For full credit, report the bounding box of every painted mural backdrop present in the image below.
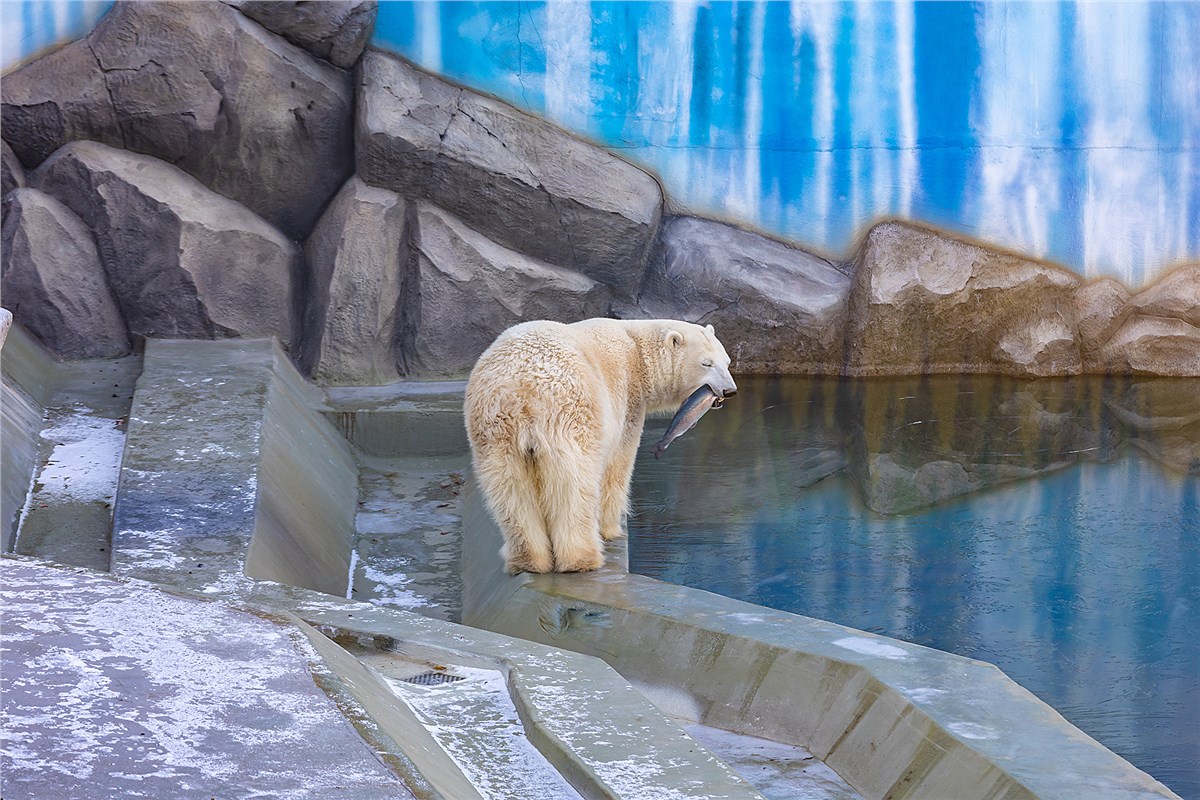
[4,1,1199,287]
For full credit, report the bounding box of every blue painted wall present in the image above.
[5,1,1199,286]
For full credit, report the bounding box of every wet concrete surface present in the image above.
[9,345,140,571]
[0,559,413,800]
[685,724,862,800]
[350,453,469,622]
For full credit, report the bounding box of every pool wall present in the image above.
[462,482,1179,800]
[0,323,50,549]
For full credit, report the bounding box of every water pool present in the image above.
[629,375,1199,798]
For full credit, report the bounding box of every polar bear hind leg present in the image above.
[538,439,605,572]
[473,441,555,574]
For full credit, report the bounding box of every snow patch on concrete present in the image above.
[832,637,909,660]
[685,724,863,800]
[0,560,410,798]
[384,665,583,800]
[359,563,432,610]
[947,722,1000,741]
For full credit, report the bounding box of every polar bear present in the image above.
[465,318,737,574]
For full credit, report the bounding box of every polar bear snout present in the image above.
[707,374,738,399]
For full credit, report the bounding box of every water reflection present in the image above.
[629,375,1199,798]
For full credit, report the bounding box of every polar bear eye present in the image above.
[701,359,713,368]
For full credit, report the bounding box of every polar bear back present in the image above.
[464,319,639,456]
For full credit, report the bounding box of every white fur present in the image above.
[464,318,735,573]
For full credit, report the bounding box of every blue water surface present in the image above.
[629,375,1200,797]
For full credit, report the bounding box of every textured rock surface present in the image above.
[631,216,852,373]
[226,0,376,68]
[32,141,298,345]
[1,1,354,239]
[1132,263,1200,327]
[1085,265,1200,375]
[1096,315,1200,375]
[356,50,663,297]
[301,177,407,384]
[846,221,1083,376]
[406,204,612,377]
[1075,278,1133,360]
[2,140,26,198]
[1,188,130,359]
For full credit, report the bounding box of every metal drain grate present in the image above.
[399,670,466,687]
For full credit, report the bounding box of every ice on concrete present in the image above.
[832,636,909,660]
[29,408,124,510]
[685,724,863,800]
[0,560,412,800]
[381,664,584,800]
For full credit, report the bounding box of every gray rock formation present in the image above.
[225,1,376,68]
[845,221,1083,377]
[32,141,298,345]
[406,204,612,377]
[1,1,354,239]
[301,177,407,384]
[1,188,130,359]
[2,141,26,198]
[356,50,663,297]
[630,216,852,373]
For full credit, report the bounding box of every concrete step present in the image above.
[356,648,584,800]
[2,325,140,569]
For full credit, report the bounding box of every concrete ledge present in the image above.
[104,339,762,799]
[461,484,1180,800]
[246,346,358,594]
[268,585,765,800]
[1,326,50,548]
[0,557,412,800]
[113,338,356,596]
[325,381,469,457]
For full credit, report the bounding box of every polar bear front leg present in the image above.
[599,441,638,541]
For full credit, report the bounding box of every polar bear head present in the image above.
[658,322,737,410]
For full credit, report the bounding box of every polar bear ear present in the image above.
[705,324,715,335]
[665,330,685,348]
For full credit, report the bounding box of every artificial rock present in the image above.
[301,177,408,385]
[32,141,298,346]
[845,221,1083,377]
[1,188,130,359]
[405,204,612,377]
[2,141,27,199]
[632,215,852,374]
[356,50,663,297]
[225,0,377,69]
[1095,315,1200,376]
[1,1,354,239]
[1074,278,1134,361]
[1132,263,1200,327]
